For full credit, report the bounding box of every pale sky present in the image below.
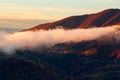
[0,0,120,32]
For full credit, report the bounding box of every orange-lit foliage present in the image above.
[112,50,120,59]
[82,48,97,56]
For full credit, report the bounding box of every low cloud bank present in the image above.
[0,25,120,54]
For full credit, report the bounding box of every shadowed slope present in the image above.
[0,58,53,80]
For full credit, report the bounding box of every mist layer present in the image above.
[0,25,120,54]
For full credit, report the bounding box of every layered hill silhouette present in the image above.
[24,8,120,31]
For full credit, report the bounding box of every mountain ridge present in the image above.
[23,8,120,31]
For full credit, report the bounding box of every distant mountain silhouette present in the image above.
[23,8,120,31]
